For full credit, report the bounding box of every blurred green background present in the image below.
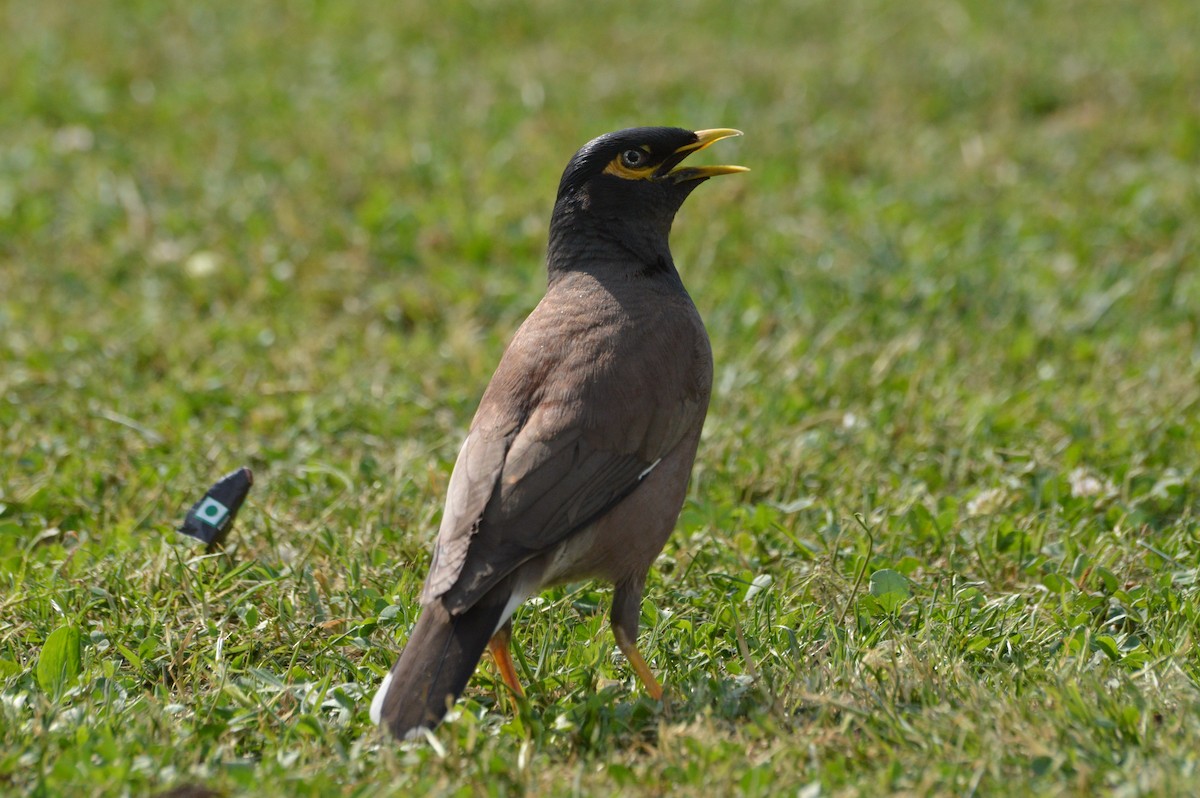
[2,1,1199,795]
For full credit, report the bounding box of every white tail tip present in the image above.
[369,670,393,725]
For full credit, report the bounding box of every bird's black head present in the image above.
[548,127,746,276]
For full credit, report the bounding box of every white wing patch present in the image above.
[638,458,663,481]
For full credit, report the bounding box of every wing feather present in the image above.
[419,278,711,614]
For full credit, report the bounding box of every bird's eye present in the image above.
[620,149,647,168]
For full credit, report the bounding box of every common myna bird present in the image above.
[370,126,747,740]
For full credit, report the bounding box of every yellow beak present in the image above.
[661,128,749,182]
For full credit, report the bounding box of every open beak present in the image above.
[657,128,749,183]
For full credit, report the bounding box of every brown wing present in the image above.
[420,428,513,602]
[420,279,712,614]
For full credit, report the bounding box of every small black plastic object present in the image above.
[178,467,253,550]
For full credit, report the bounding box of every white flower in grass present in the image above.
[965,487,1012,517]
[1068,468,1113,498]
[185,250,221,277]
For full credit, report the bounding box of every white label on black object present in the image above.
[195,496,230,527]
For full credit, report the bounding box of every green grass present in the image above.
[3,0,1200,795]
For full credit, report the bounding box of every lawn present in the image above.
[2,0,1199,795]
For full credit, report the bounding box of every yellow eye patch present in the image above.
[603,147,657,180]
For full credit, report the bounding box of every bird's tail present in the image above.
[369,587,510,740]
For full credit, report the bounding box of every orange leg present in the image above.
[613,625,663,701]
[488,622,525,698]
